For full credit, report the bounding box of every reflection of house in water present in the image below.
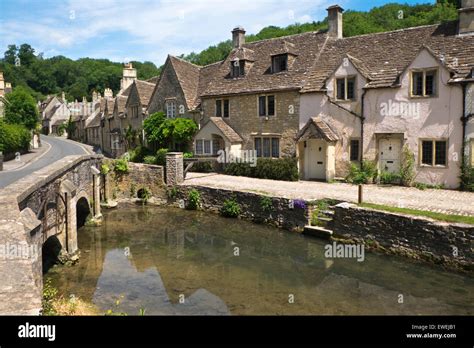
[93,249,229,315]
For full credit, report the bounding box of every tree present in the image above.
[143,112,197,150]
[18,44,36,66]
[4,86,39,130]
[4,45,18,65]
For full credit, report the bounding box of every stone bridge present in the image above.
[0,155,103,314]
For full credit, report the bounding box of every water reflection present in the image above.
[46,206,474,315]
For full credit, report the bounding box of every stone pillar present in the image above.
[66,192,78,254]
[0,151,3,171]
[166,152,184,186]
[93,173,102,218]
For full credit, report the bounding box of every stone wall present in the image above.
[332,203,474,271]
[174,185,309,231]
[105,162,167,202]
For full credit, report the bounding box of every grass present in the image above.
[359,203,474,225]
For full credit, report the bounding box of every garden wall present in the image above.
[332,203,474,271]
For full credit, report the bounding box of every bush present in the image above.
[155,148,169,166]
[137,187,152,204]
[379,171,401,185]
[220,198,241,218]
[260,196,273,212]
[114,158,129,174]
[187,189,201,210]
[190,161,214,173]
[400,144,416,187]
[143,155,157,165]
[100,163,110,175]
[129,145,151,163]
[184,152,193,159]
[0,120,31,157]
[460,162,474,192]
[224,158,298,181]
[346,161,378,184]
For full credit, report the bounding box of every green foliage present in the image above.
[224,158,299,181]
[155,148,169,166]
[56,122,67,136]
[100,163,110,175]
[143,155,157,165]
[189,161,214,173]
[4,86,39,130]
[310,200,331,227]
[137,187,152,204]
[114,158,129,174]
[187,189,201,210]
[414,182,445,190]
[130,183,137,197]
[143,112,197,149]
[460,159,474,192]
[0,45,160,101]
[129,145,151,163]
[400,144,416,187]
[0,119,31,156]
[183,152,193,158]
[42,279,58,316]
[167,186,178,199]
[260,196,273,212]
[346,161,378,184]
[220,198,241,218]
[379,171,401,185]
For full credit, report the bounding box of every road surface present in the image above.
[0,136,89,189]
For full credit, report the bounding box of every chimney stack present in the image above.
[327,5,344,39]
[104,88,113,99]
[120,63,137,92]
[232,26,246,48]
[459,0,474,35]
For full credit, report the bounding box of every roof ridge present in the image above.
[169,55,203,69]
[243,29,327,47]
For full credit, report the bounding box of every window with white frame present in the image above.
[166,100,177,118]
[254,137,279,158]
[195,139,213,155]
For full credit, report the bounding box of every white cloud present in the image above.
[1,0,334,65]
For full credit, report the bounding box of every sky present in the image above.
[0,0,436,67]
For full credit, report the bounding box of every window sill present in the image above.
[418,164,448,169]
[409,95,437,99]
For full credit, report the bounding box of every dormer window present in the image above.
[231,60,245,77]
[336,76,356,101]
[272,54,288,73]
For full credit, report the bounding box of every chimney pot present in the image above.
[327,4,344,39]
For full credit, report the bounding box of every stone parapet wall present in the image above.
[174,185,309,231]
[332,203,474,271]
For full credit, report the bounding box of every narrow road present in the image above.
[0,136,89,189]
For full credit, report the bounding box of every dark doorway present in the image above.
[42,236,62,274]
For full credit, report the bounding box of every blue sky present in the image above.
[0,0,436,67]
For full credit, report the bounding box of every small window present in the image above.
[231,60,245,77]
[272,54,288,73]
[216,99,229,118]
[195,139,212,155]
[336,77,356,101]
[411,69,438,97]
[166,100,176,118]
[421,140,447,167]
[258,95,275,117]
[350,139,360,161]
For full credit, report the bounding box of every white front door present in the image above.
[305,139,326,180]
[379,137,402,174]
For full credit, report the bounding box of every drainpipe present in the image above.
[360,89,367,170]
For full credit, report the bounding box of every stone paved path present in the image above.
[184,173,474,216]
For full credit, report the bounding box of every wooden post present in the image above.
[358,184,363,204]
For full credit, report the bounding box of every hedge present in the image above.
[0,120,31,158]
[224,157,299,181]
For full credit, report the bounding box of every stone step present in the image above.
[321,210,335,216]
[317,216,333,223]
[303,225,333,239]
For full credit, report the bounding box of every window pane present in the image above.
[435,141,446,166]
[255,138,262,157]
[239,61,245,76]
[421,141,433,165]
[347,78,356,100]
[336,79,346,100]
[425,71,436,96]
[271,138,280,158]
[204,140,211,154]
[258,96,266,116]
[412,72,423,96]
[212,139,220,155]
[196,140,203,154]
[223,100,229,118]
[272,55,287,73]
[267,96,275,116]
[263,138,271,157]
[350,139,360,161]
[216,100,222,117]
